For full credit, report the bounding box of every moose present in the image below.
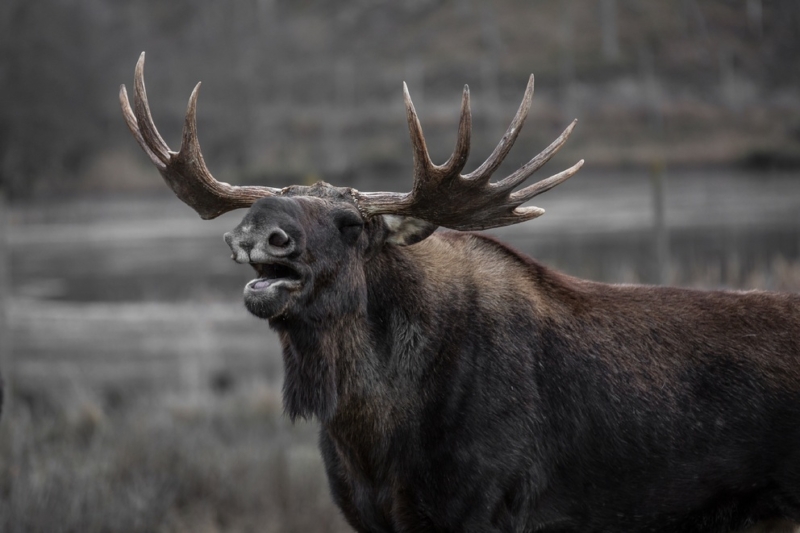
[121,54,800,532]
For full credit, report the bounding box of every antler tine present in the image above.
[120,53,280,220]
[463,74,534,182]
[132,53,170,164]
[493,119,578,192]
[510,159,584,204]
[354,75,583,231]
[404,83,472,182]
[440,85,472,176]
[403,82,435,179]
[119,84,166,171]
[181,82,203,155]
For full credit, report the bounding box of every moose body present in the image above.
[121,54,800,532]
[247,205,800,532]
[334,236,800,532]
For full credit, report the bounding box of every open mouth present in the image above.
[248,262,302,290]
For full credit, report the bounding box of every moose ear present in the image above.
[382,215,437,246]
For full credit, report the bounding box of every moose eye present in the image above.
[334,211,364,243]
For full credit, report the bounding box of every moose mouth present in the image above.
[247,262,302,291]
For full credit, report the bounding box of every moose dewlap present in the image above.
[121,53,800,533]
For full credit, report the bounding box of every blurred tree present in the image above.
[0,0,122,197]
[765,0,800,86]
[0,0,798,197]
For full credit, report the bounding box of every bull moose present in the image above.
[120,54,800,532]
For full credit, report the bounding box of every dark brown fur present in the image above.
[224,192,800,533]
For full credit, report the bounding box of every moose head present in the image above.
[120,53,582,326]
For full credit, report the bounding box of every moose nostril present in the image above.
[268,229,291,248]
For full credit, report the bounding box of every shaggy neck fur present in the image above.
[273,295,368,426]
[273,242,429,428]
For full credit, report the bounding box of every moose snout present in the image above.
[224,225,298,263]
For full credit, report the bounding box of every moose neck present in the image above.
[274,242,432,429]
[276,319,352,424]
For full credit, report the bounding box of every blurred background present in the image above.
[1,0,799,531]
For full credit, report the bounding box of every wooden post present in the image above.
[0,189,11,418]
[480,58,502,138]
[651,162,668,285]
[560,0,576,87]
[640,45,669,285]
[323,59,354,175]
[560,0,577,120]
[600,0,620,62]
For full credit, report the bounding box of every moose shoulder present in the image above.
[121,53,800,533]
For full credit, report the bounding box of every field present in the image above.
[1,169,799,532]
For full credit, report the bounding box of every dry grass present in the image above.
[0,383,351,533]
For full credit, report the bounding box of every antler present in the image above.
[121,54,581,229]
[119,52,279,219]
[354,75,584,231]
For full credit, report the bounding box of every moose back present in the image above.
[121,54,800,532]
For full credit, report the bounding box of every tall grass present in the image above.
[0,383,350,533]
